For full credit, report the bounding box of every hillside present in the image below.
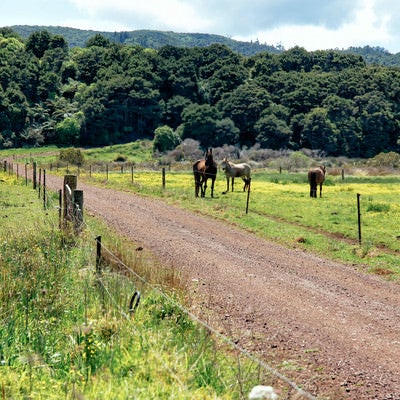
[9,25,282,56]
[8,25,400,65]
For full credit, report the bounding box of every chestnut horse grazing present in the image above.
[308,165,326,198]
[193,149,217,198]
[220,157,251,193]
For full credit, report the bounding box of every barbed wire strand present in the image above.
[9,163,317,399]
[97,239,317,400]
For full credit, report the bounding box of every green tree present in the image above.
[85,34,112,48]
[25,30,51,58]
[181,103,221,148]
[255,115,291,149]
[218,82,270,145]
[323,95,361,157]
[279,46,313,72]
[213,118,240,147]
[55,113,83,145]
[354,91,399,157]
[164,95,192,129]
[302,107,338,155]
[153,125,181,153]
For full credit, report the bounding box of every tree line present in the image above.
[1,27,400,158]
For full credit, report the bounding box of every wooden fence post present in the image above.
[162,167,166,188]
[33,162,37,189]
[38,169,41,199]
[43,169,46,209]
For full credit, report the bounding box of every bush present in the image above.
[367,151,400,168]
[153,125,181,153]
[59,148,85,166]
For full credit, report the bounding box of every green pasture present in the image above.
[1,174,283,399]
[1,146,399,399]
[64,165,400,279]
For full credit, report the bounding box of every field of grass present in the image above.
[2,173,295,399]
[4,142,400,279]
[2,144,399,399]
[52,162,400,280]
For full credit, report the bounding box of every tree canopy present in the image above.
[0,28,399,158]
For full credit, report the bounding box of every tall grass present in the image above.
[1,173,296,399]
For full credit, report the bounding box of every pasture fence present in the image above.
[2,163,318,400]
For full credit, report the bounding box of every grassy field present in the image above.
[52,161,400,280]
[1,144,399,398]
[4,143,400,278]
[1,173,290,399]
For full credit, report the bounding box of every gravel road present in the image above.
[43,173,400,400]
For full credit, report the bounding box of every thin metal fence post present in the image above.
[43,169,46,209]
[58,189,62,229]
[245,178,251,214]
[357,193,362,245]
[96,236,102,274]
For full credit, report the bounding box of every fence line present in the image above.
[94,233,316,400]
[3,162,317,399]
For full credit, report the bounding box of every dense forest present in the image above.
[1,26,400,158]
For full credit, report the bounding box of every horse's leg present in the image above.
[310,183,316,197]
[242,177,248,191]
[231,177,234,192]
[319,183,323,197]
[210,178,215,198]
[310,172,317,197]
[194,173,199,197]
[225,177,229,193]
[202,177,207,197]
[243,178,249,191]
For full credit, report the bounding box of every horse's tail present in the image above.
[309,171,317,197]
[193,160,201,197]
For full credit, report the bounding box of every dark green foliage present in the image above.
[153,125,181,153]
[59,148,85,166]
[1,26,400,157]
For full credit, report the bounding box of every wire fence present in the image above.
[2,160,318,400]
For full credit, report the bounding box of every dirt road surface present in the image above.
[44,174,400,399]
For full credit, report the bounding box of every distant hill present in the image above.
[8,25,283,56]
[7,25,400,65]
[342,45,400,67]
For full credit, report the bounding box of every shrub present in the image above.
[59,148,85,166]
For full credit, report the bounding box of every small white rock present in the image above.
[248,385,278,400]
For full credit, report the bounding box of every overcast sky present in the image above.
[1,0,399,53]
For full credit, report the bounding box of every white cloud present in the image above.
[234,0,394,51]
[3,0,399,52]
[69,0,212,32]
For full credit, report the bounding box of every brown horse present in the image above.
[193,149,217,198]
[308,165,326,198]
